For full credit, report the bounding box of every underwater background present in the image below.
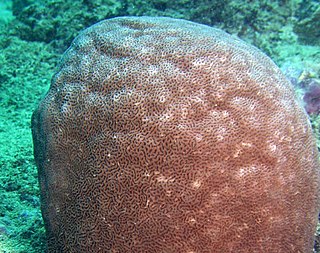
[0,0,319,252]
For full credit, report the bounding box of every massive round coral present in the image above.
[31,17,320,252]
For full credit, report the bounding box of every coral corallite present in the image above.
[31,17,320,252]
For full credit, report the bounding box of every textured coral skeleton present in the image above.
[32,16,320,252]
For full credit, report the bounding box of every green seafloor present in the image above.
[0,0,319,252]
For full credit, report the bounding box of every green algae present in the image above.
[0,32,58,253]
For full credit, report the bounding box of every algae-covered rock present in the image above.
[294,5,320,45]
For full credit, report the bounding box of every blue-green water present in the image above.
[0,0,319,252]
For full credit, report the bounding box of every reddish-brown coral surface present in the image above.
[31,17,320,252]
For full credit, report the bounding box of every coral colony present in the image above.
[32,17,320,252]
